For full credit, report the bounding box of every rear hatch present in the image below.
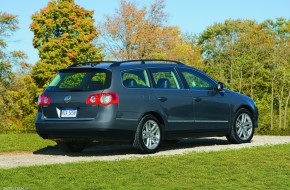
[39,68,111,120]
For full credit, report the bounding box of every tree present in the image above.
[0,12,34,132]
[261,18,290,130]
[198,18,290,134]
[30,0,103,89]
[97,0,173,60]
[98,0,162,59]
[0,12,20,83]
[198,19,257,86]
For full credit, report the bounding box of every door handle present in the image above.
[194,97,202,102]
[158,97,167,102]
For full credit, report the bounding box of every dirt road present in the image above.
[1,136,289,169]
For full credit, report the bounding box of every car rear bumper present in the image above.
[35,113,137,142]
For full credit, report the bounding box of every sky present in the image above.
[0,0,290,64]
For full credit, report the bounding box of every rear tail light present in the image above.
[38,94,51,106]
[86,92,118,106]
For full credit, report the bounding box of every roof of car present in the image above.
[66,59,187,70]
[60,59,218,84]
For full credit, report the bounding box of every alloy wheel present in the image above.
[142,120,161,150]
[235,113,253,140]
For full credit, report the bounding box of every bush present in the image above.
[23,112,37,132]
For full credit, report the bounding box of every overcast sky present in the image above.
[1,0,290,64]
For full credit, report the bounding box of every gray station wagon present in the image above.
[36,60,258,154]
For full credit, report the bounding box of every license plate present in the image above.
[61,108,77,118]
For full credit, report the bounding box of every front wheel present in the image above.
[226,108,254,144]
[133,115,162,154]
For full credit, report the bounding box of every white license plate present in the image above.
[61,108,77,118]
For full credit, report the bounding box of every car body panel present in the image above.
[190,89,231,129]
[36,60,258,142]
[153,88,194,130]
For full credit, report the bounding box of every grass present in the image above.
[0,144,289,189]
[0,134,56,153]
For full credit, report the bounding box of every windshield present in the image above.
[47,68,111,92]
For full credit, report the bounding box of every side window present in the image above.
[122,69,150,88]
[150,68,181,89]
[180,68,214,89]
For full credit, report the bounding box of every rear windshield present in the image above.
[46,68,111,92]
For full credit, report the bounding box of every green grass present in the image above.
[0,134,56,152]
[0,144,289,189]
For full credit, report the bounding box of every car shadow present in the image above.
[161,137,230,151]
[33,142,134,157]
[33,137,230,157]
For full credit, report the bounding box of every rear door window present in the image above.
[122,69,150,88]
[47,68,111,91]
[149,68,182,89]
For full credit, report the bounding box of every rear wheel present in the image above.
[133,115,162,154]
[226,108,254,144]
[57,140,89,153]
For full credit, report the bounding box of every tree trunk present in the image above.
[278,72,285,129]
[218,52,225,82]
[284,90,290,130]
[230,62,233,85]
[238,66,243,93]
[278,99,282,130]
[230,47,234,86]
[270,75,276,130]
[250,66,255,98]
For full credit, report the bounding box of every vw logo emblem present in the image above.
[64,95,71,103]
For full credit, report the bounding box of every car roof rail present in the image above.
[109,59,184,67]
[67,59,184,68]
[67,61,119,68]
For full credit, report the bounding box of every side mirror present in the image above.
[217,82,226,91]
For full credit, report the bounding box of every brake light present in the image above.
[86,92,118,106]
[38,94,51,106]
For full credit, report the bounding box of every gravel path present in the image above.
[1,135,290,169]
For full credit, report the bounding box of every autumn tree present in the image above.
[30,0,103,89]
[98,0,163,59]
[0,12,35,132]
[0,12,20,83]
[98,0,200,62]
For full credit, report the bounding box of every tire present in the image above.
[226,108,255,144]
[57,140,89,153]
[133,115,162,154]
